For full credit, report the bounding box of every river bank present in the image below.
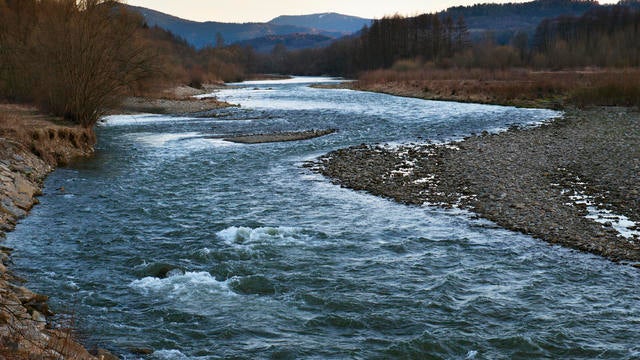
[0,104,100,359]
[351,68,640,109]
[311,107,640,265]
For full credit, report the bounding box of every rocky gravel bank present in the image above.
[310,107,640,265]
[0,106,104,358]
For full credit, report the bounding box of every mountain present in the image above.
[268,13,372,34]
[439,0,601,43]
[127,6,357,49]
[235,34,335,53]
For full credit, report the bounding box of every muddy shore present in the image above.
[311,107,640,265]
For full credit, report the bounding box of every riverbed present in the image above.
[7,77,640,359]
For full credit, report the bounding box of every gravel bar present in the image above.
[309,107,640,265]
[224,129,337,144]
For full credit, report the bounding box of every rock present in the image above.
[95,348,120,360]
[31,310,47,329]
[310,107,640,264]
[1,200,27,219]
[11,286,48,307]
[130,347,154,355]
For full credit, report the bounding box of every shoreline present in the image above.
[0,104,105,359]
[310,107,640,265]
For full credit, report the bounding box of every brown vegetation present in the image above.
[140,25,257,91]
[0,0,158,127]
[0,0,252,127]
[267,3,640,111]
[356,66,640,108]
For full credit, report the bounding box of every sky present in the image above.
[125,0,614,23]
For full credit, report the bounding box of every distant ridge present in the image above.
[127,0,611,50]
[127,5,366,49]
[268,13,372,34]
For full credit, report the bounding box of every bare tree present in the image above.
[31,0,156,127]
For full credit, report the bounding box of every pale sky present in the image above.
[125,0,618,23]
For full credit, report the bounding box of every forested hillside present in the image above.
[441,0,599,43]
[259,0,640,76]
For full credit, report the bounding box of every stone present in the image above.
[13,286,48,304]
[95,348,120,360]
[31,310,47,329]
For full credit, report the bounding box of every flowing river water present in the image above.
[7,78,640,359]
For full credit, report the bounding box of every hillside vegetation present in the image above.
[0,0,256,127]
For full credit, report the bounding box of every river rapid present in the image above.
[7,78,640,359]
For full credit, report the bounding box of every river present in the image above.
[7,77,640,359]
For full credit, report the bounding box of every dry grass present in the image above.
[356,67,640,108]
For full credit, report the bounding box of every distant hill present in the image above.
[439,0,600,44]
[128,1,614,50]
[127,5,359,49]
[235,33,335,53]
[268,13,372,34]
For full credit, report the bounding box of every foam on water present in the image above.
[152,349,191,360]
[133,132,202,147]
[216,226,307,247]
[99,114,197,127]
[130,271,234,299]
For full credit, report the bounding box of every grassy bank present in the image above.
[354,67,640,109]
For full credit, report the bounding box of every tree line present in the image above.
[2,0,639,127]
[533,5,640,67]
[0,0,158,127]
